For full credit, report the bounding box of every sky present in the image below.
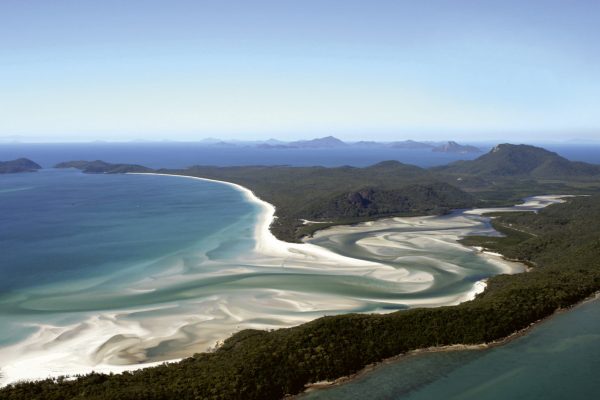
[1,0,599,143]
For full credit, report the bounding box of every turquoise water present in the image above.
[0,169,548,384]
[0,169,256,293]
[300,299,600,400]
[0,169,257,348]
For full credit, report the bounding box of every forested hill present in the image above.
[0,158,41,173]
[160,162,475,240]
[300,183,475,219]
[436,143,600,178]
[158,145,600,240]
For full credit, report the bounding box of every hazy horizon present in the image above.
[2,1,599,143]
[1,134,599,145]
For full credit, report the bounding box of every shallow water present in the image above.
[299,298,600,400]
[0,170,556,384]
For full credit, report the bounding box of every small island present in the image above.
[432,140,482,154]
[0,158,41,174]
[55,160,152,174]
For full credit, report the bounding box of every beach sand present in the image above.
[0,175,567,386]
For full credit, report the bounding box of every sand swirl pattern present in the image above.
[0,171,567,385]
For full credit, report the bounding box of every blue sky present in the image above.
[1,0,599,142]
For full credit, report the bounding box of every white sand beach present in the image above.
[0,175,568,386]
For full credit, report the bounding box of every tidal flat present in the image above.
[0,170,563,385]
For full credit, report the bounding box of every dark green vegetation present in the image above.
[303,182,474,219]
[433,144,600,209]
[162,161,478,241]
[0,158,41,173]
[436,143,600,178]
[55,160,152,174]
[57,144,600,241]
[3,195,600,400]
[54,160,152,174]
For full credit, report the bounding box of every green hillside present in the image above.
[160,162,472,241]
[437,143,600,178]
[302,182,476,219]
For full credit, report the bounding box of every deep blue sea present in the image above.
[1,142,598,169]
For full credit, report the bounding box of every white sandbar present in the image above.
[0,173,569,386]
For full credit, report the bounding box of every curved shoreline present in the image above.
[135,172,375,260]
[130,172,280,253]
[138,172,532,303]
[0,173,561,387]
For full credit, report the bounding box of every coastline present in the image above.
[0,173,562,387]
[130,172,280,253]
[296,291,600,397]
[133,173,383,263]
[139,172,530,304]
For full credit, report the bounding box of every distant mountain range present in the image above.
[0,158,41,173]
[227,136,483,153]
[6,143,595,180]
[388,140,436,150]
[289,136,348,148]
[431,141,481,154]
[6,143,600,181]
[256,136,348,149]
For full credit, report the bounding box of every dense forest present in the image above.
[167,163,482,241]
[3,195,599,400]
[167,145,600,240]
